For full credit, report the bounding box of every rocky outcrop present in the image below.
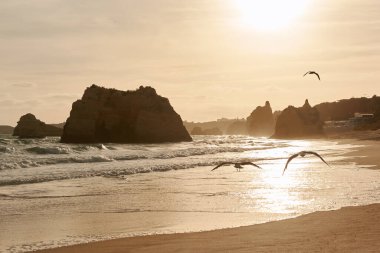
[246,101,275,137]
[61,85,192,143]
[190,127,222,135]
[13,114,62,138]
[315,95,380,121]
[272,100,323,138]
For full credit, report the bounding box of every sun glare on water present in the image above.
[234,0,312,31]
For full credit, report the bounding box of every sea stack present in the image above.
[13,113,63,138]
[246,101,275,137]
[272,99,324,138]
[61,85,192,143]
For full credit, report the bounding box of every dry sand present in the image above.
[36,204,380,253]
[35,137,380,253]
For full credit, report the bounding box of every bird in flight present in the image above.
[303,71,320,80]
[211,162,262,172]
[283,151,329,175]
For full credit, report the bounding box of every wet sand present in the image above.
[36,204,380,253]
[332,129,380,169]
[34,139,380,253]
[346,140,380,169]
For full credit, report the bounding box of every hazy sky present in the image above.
[1,0,379,125]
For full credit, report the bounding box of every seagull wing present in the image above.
[283,153,300,175]
[313,72,321,80]
[303,151,329,167]
[211,162,233,171]
[304,71,320,80]
[240,162,262,169]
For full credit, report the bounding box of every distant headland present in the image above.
[2,84,380,141]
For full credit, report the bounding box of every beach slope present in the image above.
[36,203,380,253]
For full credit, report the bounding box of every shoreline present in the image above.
[33,137,380,253]
[345,140,380,169]
[35,203,380,253]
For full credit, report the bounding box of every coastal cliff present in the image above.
[272,99,323,138]
[246,101,275,136]
[61,85,192,143]
[13,114,62,138]
[315,96,380,121]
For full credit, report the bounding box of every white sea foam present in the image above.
[0,136,285,173]
[26,146,72,154]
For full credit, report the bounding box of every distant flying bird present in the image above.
[303,71,320,80]
[212,162,262,172]
[283,151,329,175]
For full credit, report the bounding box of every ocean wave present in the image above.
[26,146,72,154]
[0,138,11,145]
[0,160,219,186]
[0,144,271,172]
[0,155,116,171]
[0,146,16,153]
[151,146,271,159]
[71,144,114,152]
[72,155,114,163]
[0,153,280,186]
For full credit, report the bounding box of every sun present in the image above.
[234,0,311,31]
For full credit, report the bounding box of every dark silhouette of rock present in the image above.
[246,101,275,137]
[13,114,62,138]
[226,120,248,135]
[375,107,380,121]
[315,95,380,121]
[190,127,222,135]
[0,125,14,134]
[272,99,323,138]
[61,85,192,143]
[273,110,282,123]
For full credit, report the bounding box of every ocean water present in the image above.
[0,135,380,252]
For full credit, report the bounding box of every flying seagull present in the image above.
[212,162,262,172]
[283,151,329,175]
[303,71,320,80]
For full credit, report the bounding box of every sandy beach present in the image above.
[2,0,380,251]
[331,130,380,169]
[33,138,380,253]
[36,203,380,253]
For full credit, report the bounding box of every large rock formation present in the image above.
[61,85,192,143]
[272,100,324,138]
[13,114,62,138]
[315,95,380,121]
[246,101,275,137]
